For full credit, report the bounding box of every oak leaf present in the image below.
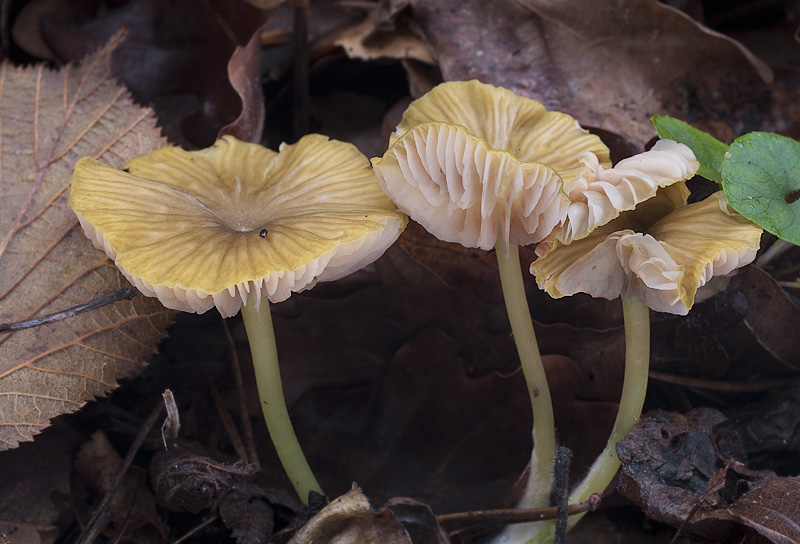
[0,34,172,450]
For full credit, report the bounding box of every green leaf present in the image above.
[651,115,728,182]
[721,132,800,244]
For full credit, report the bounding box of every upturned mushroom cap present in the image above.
[532,190,763,315]
[371,80,611,250]
[552,139,699,244]
[69,135,408,318]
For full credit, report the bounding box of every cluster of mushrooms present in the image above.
[68,80,763,543]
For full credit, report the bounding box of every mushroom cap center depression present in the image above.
[69,135,406,297]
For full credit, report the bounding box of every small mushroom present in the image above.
[372,79,613,513]
[372,81,703,525]
[527,186,762,540]
[69,134,407,503]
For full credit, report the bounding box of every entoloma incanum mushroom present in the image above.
[69,134,407,503]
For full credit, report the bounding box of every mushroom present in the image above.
[373,80,614,511]
[527,185,762,541]
[69,134,408,503]
[374,81,699,518]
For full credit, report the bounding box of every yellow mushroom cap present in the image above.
[69,135,408,318]
[371,80,611,250]
[532,191,763,315]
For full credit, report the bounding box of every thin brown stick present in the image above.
[76,400,164,544]
[171,513,220,544]
[648,371,788,392]
[207,376,249,462]
[436,495,601,527]
[0,287,138,332]
[107,478,142,544]
[222,320,260,469]
[292,0,310,139]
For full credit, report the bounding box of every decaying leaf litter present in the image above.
[1,0,800,542]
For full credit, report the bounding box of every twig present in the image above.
[76,400,164,544]
[222,320,260,469]
[0,287,138,332]
[554,446,573,544]
[171,512,220,544]
[161,390,181,449]
[207,376,250,462]
[669,461,733,544]
[436,495,601,527]
[292,0,310,139]
[648,371,788,392]
[107,478,142,544]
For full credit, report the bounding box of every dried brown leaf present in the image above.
[39,0,271,147]
[408,0,772,147]
[0,34,172,450]
[217,22,268,144]
[331,17,435,64]
[617,408,800,543]
[288,486,416,544]
[727,477,800,544]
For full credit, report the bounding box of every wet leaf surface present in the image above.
[0,35,172,450]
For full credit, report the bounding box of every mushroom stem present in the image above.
[522,293,650,544]
[241,299,322,504]
[495,241,556,511]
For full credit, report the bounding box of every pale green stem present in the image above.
[522,293,650,544]
[241,299,322,504]
[495,242,556,512]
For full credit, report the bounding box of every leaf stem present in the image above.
[241,299,322,504]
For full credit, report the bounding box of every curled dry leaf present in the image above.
[217,21,269,144]
[151,446,258,514]
[0,34,172,450]
[331,16,435,64]
[288,485,447,544]
[37,0,271,147]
